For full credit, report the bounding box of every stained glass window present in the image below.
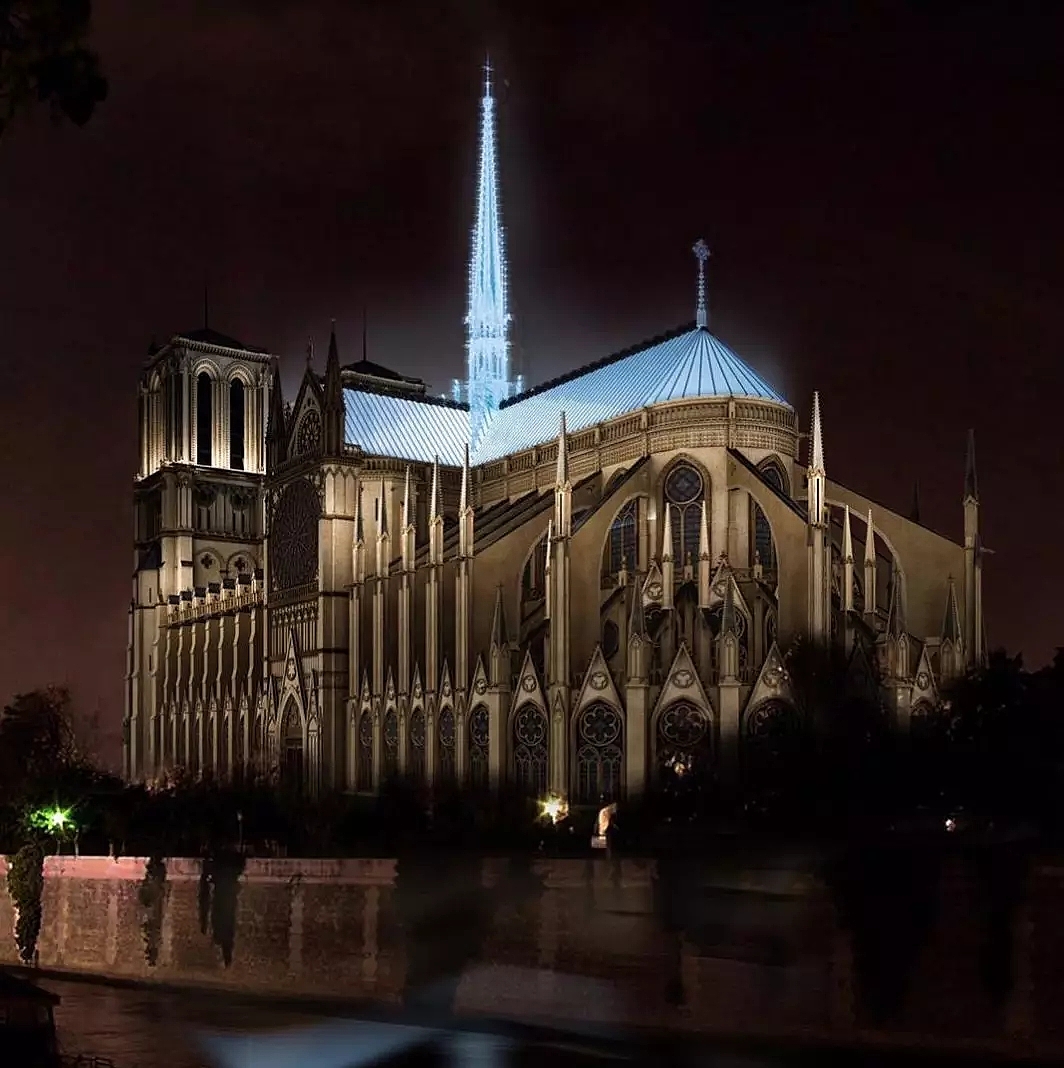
[409,707,426,781]
[357,710,373,790]
[383,708,398,780]
[607,499,637,574]
[513,704,548,796]
[575,702,623,804]
[438,707,456,783]
[469,705,489,788]
[664,464,705,564]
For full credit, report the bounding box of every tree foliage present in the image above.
[0,686,80,800]
[0,0,107,142]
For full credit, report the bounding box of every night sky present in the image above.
[2,2,1061,764]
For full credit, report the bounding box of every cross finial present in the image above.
[693,239,710,329]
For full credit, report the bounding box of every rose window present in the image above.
[269,479,320,591]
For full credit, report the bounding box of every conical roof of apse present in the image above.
[471,323,786,464]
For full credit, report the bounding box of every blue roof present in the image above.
[344,389,468,465]
[343,326,786,466]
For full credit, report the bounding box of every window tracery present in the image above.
[656,700,712,784]
[383,708,398,780]
[357,710,372,790]
[606,499,637,575]
[575,702,623,804]
[409,708,426,781]
[296,410,322,456]
[664,464,705,563]
[268,479,320,592]
[438,707,456,783]
[469,705,489,788]
[513,704,548,796]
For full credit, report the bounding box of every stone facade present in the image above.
[125,333,985,798]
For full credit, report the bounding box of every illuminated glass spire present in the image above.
[458,59,517,446]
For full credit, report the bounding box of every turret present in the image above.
[940,576,965,681]
[661,498,675,610]
[963,429,983,666]
[717,581,739,681]
[488,585,511,688]
[697,499,711,608]
[863,508,877,625]
[841,504,855,651]
[265,360,287,472]
[323,322,345,455]
[806,391,830,642]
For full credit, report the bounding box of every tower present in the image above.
[127,329,272,781]
[457,60,519,446]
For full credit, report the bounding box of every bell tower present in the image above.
[126,329,272,781]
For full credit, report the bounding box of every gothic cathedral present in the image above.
[125,68,985,801]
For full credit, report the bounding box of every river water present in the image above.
[49,977,325,1068]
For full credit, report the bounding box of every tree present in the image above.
[1,0,108,144]
[0,686,79,800]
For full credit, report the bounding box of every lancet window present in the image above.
[408,707,426,782]
[522,532,549,601]
[469,705,489,789]
[664,464,705,564]
[438,707,456,783]
[281,704,303,792]
[357,710,373,790]
[575,702,623,804]
[752,461,785,571]
[196,372,213,466]
[512,704,548,797]
[606,499,637,575]
[382,708,398,780]
[229,379,245,470]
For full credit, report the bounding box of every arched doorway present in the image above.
[281,702,304,792]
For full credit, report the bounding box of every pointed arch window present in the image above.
[196,372,213,466]
[522,531,549,601]
[513,704,548,796]
[574,702,623,804]
[357,710,373,790]
[606,499,637,575]
[382,708,398,780]
[656,700,712,785]
[408,707,426,782]
[229,379,245,470]
[664,464,705,565]
[753,461,786,571]
[469,705,489,789]
[438,707,456,784]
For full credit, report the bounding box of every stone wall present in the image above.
[1,852,1062,1052]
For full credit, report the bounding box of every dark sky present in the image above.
[1,1,1061,762]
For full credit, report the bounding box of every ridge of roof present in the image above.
[343,382,468,412]
[172,328,269,354]
[500,321,697,409]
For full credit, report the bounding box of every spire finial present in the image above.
[693,239,710,329]
[484,55,492,96]
[305,336,314,368]
[964,428,978,503]
[810,391,825,472]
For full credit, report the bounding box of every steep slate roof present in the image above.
[343,324,787,466]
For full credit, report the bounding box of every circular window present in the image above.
[665,465,703,505]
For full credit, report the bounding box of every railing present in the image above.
[61,1055,120,1068]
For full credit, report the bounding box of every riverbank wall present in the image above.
[1,852,1062,1050]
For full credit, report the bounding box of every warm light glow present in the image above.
[538,794,569,825]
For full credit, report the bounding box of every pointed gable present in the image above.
[707,556,751,618]
[471,654,489,699]
[279,628,307,714]
[643,562,665,606]
[911,644,938,707]
[410,663,424,706]
[573,645,624,717]
[653,642,715,720]
[385,666,397,706]
[511,648,547,715]
[439,659,454,703]
[288,367,325,459]
[359,669,371,707]
[744,641,798,711]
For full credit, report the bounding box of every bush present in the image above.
[6,841,45,963]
